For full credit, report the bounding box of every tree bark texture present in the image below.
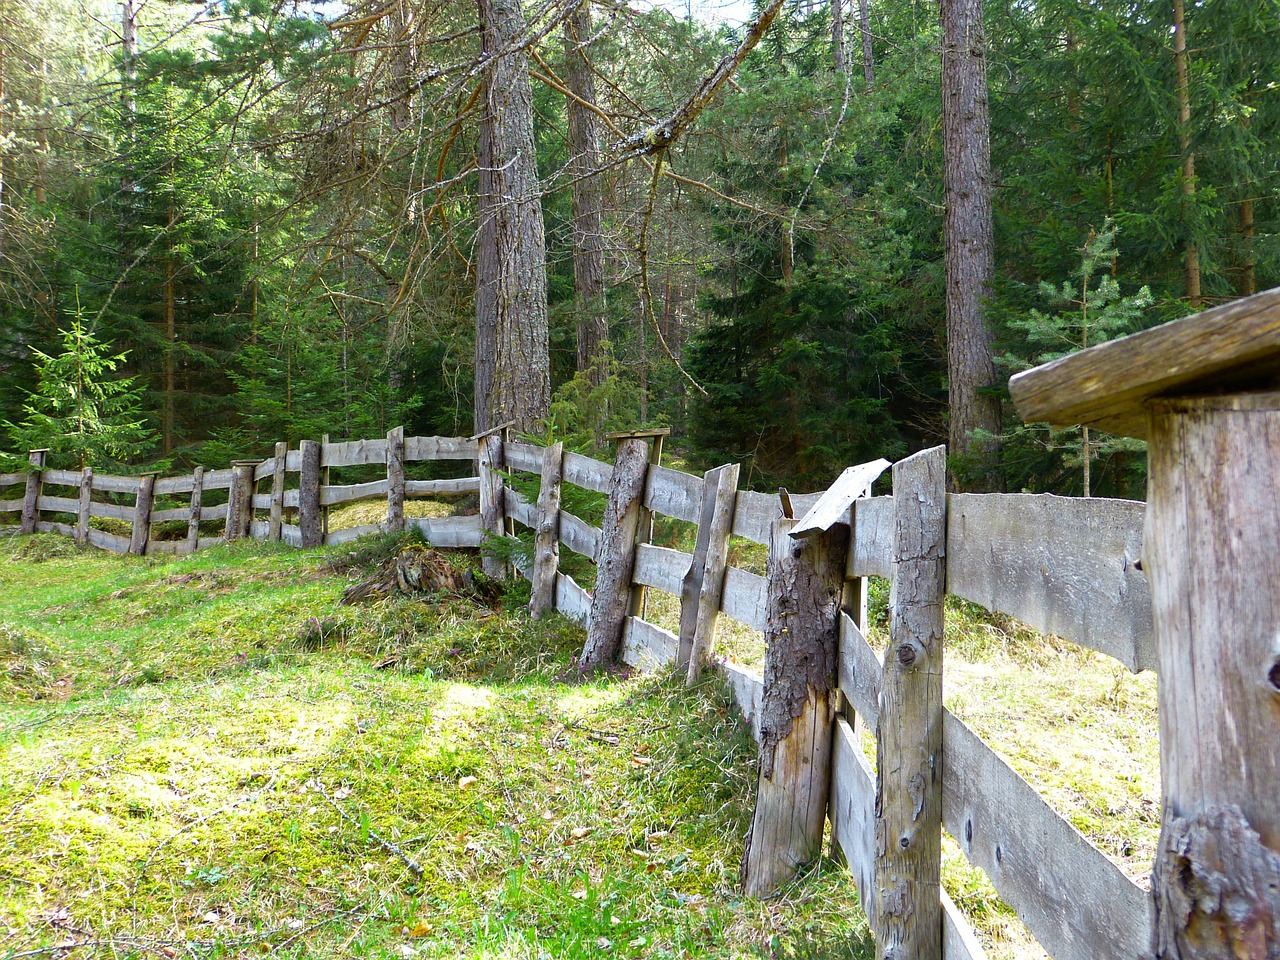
[685,462,739,686]
[580,438,649,671]
[269,442,286,541]
[857,0,874,86]
[530,441,564,618]
[76,467,93,544]
[741,515,847,897]
[1145,394,1280,957]
[387,426,406,533]
[831,0,846,74]
[564,2,608,381]
[225,463,255,541]
[474,0,550,433]
[129,474,156,556]
[186,465,203,553]
[20,450,45,536]
[873,445,946,960]
[940,0,1002,489]
[298,440,323,548]
[1172,0,1201,308]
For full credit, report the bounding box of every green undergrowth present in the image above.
[0,533,874,960]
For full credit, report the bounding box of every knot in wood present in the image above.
[896,643,917,667]
[1268,658,1280,694]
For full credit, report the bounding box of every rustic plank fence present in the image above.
[7,286,1280,959]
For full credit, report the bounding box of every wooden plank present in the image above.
[848,495,894,578]
[555,572,592,624]
[502,487,537,529]
[732,490,823,544]
[285,450,301,472]
[324,524,383,545]
[387,426,406,534]
[404,477,480,496]
[947,493,1154,672]
[478,433,507,578]
[873,445,946,959]
[154,475,195,495]
[719,661,764,741]
[145,539,185,555]
[408,515,484,548]
[86,527,130,554]
[76,468,93,543]
[562,451,612,494]
[186,466,203,554]
[632,543,691,596]
[791,459,891,539]
[558,511,600,560]
[720,566,767,631]
[404,435,479,461]
[249,520,270,540]
[37,495,79,514]
[644,465,704,524]
[89,474,140,494]
[41,468,81,487]
[838,612,882,728]
[280,523,303,548]
[88,501,136,522]
[943,711,1150,960]
[0,472,25,487]
[251,494,273,510]
[151,507,192,524]
[678,466,722,667]
[129,474,157,555]
[203,502,229,522]
[283,489,300,509]
[942,892,989,960]
[35,520,76,538]
[252,457,277,483]
[321,438,388,467]
[321,479,390,506]
[1008,287,1280,439]
[685,463,739,684]
[530,442,564,619]
[621,616,678,672]
[20,450,46,535]
[830,716,877,922]
[200,468,234,490]
[504,441,545,474]
[268,442,287,541]
[0,500,23,513]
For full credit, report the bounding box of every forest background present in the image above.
[0,0,1275,498]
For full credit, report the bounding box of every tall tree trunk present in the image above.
[564,1,608,383]
[940,0,1002,490]
[1172,0,1201,307]
[388,0,413,131]
[857,0,874,86]
[0,22,6,262]
[831,0,846,74]
[121,0,137,117]
[1237,199,1256,296]
[474,0,550,433]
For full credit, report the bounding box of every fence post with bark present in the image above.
[20,450,48,536]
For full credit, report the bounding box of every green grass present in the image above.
[0,533,874,960]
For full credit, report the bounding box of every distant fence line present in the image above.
[0,430,1158,960]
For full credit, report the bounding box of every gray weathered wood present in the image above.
[478,432,507,578]
[406,515,484,548]
[830,715,878,922]
[580,438,649,671]
[404,478,480,496]
[41,468,80,487]
[224,462,256,541]
[321,438,388,468]
[742,514,848,897]
[269,442,287,541]
[530,441,564,618]
[250,494,273,511]
[720,660,765,740]
[76,468,93,544]
[86,527,130,553]
[35,520,75,537]
[677,465,724,668]
[248,520,270,540]
[847,495,894,578]
[88,500,136,522]
[186,466,204,554]
[150,507,191,524]
[791,459,891,539]
[943,710,1150,960]
[838,611,882,728]
[323,524,383,545]
[502,487,537,529]
[198,469,234,491]
[732,489,823,545]
[1008,287,1280,439]
[403,435,479,461]
[298,440,323,547]
[0,472,26,487]
[645,464,705,524]
[386,426,406,533]
[84,473,140,494]
[555,572,592,623]
[721,566,768,631]
[686,463,740,685]
[129,474,157,555]
[20,450,47,535]
[558,511,601,560]
[154,474,196,496]
[948,493,1153,672]
[873,445,946,960]
[279,523,303,548]
[503,440,545,474]
[252,457,277,483]
[283,489,300,509]
[632,543,693,596]
[202,503,229,523]
[0,501,22,513]
[621,616,678,672]
[1144,393,1280,958]
[320,479,390,506]
[626,433,664,620]
[562,451,612,493]
[36,495,79,514]
[321,434,330,537]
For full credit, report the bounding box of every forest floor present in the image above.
[0,511,1160,960]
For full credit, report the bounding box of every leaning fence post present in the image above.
[387,425,406,534]
[269,442,287,541]
[129,472,158,556]
[530,441,564,618]
[741,502,848,896]
[872,445,946,960]
[225,461,257,540]
[684,462,739,686]
[611,428,668,619]
[477,430,508,579]
[579,437,651,671]
[298,440,323,548]
[1007,292,1280,958]
[76,467,94,544]
[186,465,204,554]
[20,449,48,535]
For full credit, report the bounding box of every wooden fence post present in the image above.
[225,461,256,540]
[872,445,946,960]
[76,467,93,544]
[320,433,330,536]
[579,437,650,671]
[129,473,158,556]
[741,506,848,896]
[298,440,323,548]
[186,465,204,554]
[269,442,287,541]
[612,428,668,618]
[20,449,47,535]
[387,426,406,533]
[1007,294,1280,958]
[530,441,564,618]
[478,431,507,579]
[684,462,739,686]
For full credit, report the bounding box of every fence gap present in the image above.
[20,449,47,535]
[872,445,946,960]
[530,441,564,618]
[130,473,158,555]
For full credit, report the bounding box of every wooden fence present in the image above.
[0,432,1160,960]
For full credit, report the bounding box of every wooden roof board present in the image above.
[790,458,891,539]
[1008,287,1280,438]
